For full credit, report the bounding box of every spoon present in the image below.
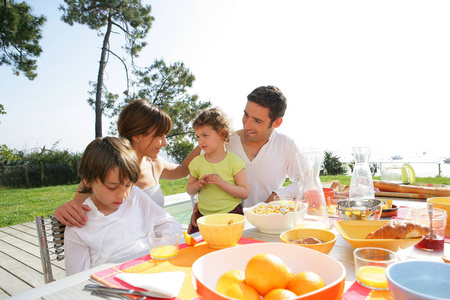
[442,255,450,263]
[427,202,436,240]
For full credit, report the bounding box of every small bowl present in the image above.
[334,220,423,251]
[386,261,450,299]
[191,242,346,300]
[280,228,337,254]
[336,199,383,221]
[381,204,399,217]
[244,201,307,234]
[197,213,245,249]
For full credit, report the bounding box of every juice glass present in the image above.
[148,226,180,260]
[354,247,397,290]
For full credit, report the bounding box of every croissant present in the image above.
[366,220,430,239]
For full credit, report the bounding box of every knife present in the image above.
[84,284,151,298]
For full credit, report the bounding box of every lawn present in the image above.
[1,176,448,228]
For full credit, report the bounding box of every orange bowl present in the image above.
[280,228,336,254]
[191,242,346,300]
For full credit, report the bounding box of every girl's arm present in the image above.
[54,181,91,227]
[161,145,201,180]
[206,168,249,199]
[186,174,206,195]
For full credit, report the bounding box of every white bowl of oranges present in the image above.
[244,201,307,234]
[191,242,346,299]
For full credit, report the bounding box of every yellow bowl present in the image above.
[334,220,423,252]
[197,213,245,249]
[280,228,337,254]
[428,197,450,236]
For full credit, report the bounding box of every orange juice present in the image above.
[150,245,179,259]
[356,266,388,289]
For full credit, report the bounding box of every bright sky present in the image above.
[1,0,450,161]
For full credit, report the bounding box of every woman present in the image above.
[54,100,200,227]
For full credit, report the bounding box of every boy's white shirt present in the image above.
[64,186,181,276]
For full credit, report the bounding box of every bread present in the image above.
[366,220,430,239]
[373,180,450,197]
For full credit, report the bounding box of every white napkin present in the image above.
[116,271,185,298]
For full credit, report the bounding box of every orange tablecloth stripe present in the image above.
[91,237,263,300]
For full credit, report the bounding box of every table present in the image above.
[9,198,449,300]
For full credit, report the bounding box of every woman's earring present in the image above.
[136,140,139,143]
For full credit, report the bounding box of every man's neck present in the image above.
[237,130,271,161]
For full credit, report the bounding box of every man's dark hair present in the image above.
[247,86,287,123]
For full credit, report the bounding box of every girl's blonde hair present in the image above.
[193,107,233,143]
[78,137,140,193]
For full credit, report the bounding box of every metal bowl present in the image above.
[336,199,383,221]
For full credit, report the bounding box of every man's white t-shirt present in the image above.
[226,130,300,207]
[64,186,181,275]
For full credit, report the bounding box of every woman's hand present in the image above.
[54,200,91,227]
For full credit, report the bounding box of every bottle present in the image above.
[294,149,329,230]
[349,147,375,200]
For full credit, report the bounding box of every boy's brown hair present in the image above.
[78,137,140,193]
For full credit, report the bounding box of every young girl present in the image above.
[186,108,249,233]
[64,137,181,275]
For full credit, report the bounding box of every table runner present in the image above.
[91,237,263,300]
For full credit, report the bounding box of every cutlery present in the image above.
[84,284,149,298]
[427,203,436,240]
[442,255,450,263]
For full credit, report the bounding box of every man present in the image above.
[226,85,299,207]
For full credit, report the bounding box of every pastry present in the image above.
[366,220,430,239]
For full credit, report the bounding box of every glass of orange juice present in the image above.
[148,226,180,260]
[353,247,397,290]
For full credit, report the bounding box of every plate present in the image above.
[334,220,423,252]
[381,205,399,217]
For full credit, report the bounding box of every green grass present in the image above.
[1,176,448,228]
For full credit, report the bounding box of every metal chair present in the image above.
[35,215,66,283]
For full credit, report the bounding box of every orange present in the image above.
[287,267,294,282]
[222,283,260,300]
[287,271,325,296]
[215,269,245,293]
[263,288,297,300]
[245,253,291,296]
[183,231,197,246]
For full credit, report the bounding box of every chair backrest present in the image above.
[35,215,66,283]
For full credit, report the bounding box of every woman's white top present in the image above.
[64,186,181,275]
[142,184,165,208]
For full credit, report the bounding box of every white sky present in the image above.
[1,0,450,161]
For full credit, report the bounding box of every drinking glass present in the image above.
[411,207,447,252]
[327,195,348,217]
[354,247,397,290]
[148,226,180,260]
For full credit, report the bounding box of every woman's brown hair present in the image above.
[117,100,172,142]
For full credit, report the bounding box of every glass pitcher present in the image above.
[349,147,375,200]
[294,150,329,230]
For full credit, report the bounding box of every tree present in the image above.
[321,151,346,175]
[110,59,211,163]
[0,0,46,80]
[59,0,154,138]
